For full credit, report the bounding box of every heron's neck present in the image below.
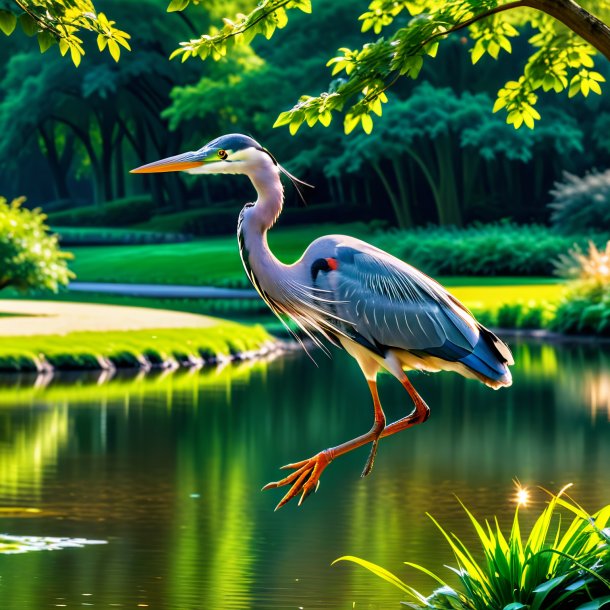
[238,165,287,293]
[249,166,284,234]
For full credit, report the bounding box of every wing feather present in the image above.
[328,243,479,353]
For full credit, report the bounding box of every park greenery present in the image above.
[0,0,608,229]
[0,195,72,291]
[2,1,610,134]
[0,321,271,372]
[0,0,609,341]
[337,486,610,609]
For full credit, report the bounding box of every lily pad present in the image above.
[0,534,107,554]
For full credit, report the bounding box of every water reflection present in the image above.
[0,341,608,608]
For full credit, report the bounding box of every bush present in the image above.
[550,169,610,233]
[48,195,154,227]
[376,222,606,276]
[551,241,610,336]
[551,287,610,336]
[0,196,73,292]
[53,227,190,246]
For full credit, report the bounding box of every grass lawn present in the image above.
[66,222,375,286]
[0,325,272,372]
[0,301,273,372]
[66,223,566,304]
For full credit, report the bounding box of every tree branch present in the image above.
[526,0,610,60]
[419,1,529,49]
[419,0,610,61]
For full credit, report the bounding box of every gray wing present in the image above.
[324,242,480,355]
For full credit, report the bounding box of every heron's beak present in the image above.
[130,149,213,174]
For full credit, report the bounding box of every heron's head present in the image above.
[130,133,277,176]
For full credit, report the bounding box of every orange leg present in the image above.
[381,375,430,438]
[361,379,386,477]
[263,378,386,510]
[263,374,428,510]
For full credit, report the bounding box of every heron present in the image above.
[131,133,514,510]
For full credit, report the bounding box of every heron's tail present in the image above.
[460,326,513,389]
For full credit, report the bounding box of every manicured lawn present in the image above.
[450,282,564,310]
[0,323,272,372]
[0,301,273,372]
[66,223,376,286]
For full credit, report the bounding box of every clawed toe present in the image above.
[263,451,332,510]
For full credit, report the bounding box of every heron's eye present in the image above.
[218,149,228,160]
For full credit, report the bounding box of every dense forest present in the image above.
[1,0,609,229]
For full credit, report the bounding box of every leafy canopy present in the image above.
[0,196,73,291]
[0,0,130,66]
[1,0,608,133]
[169,0,609,133]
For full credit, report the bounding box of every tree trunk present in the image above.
[38,124,70,200]
[391,158,413,228]
[372,161,409,228]
[434,133,462,226]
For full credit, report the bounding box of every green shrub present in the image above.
[376,222,603,277]
[337,486,610,610]
[550,241,610,336]
[142,348,164,366]
[0,196,73,292]
[48,195,154,227]
[0,354,38,372]
[551,287,610,336]
[45,352,101,370]
[54,227,189,246]
[550,169,610,233]
[496,303,523,328]
[109,350,141,368]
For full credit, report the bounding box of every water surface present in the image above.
[0,340,609,609]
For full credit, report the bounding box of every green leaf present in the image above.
[319,111,332,127]
[107,39,120,62]
[292,0,312,14]
[70,44,82,67]
[492,97,506,113]
[504,604,527,610]
[19,13,38,37]
[344,113,360,134]
[167,0,190,12]
[0,10,17,36]
[575,596,610,610]
[361,113,373,134]
[333,556,427,604]
[37,31,55,53]
[273,111,292,128]
[471,40,485,65]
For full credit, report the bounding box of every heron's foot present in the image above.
[361,439,379,478]
[262,450,333,510]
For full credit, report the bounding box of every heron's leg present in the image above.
[263,373,429,510]
[263,412,390,510]
[380,375,430,439]
[360,378,386,478]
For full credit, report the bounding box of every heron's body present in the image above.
[132,133,513,509]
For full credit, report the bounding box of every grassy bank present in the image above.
[0,317,273,373]
[68,223,372,286]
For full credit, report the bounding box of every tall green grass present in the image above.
[336,486,610,609]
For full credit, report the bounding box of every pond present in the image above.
[0,339,609,609]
